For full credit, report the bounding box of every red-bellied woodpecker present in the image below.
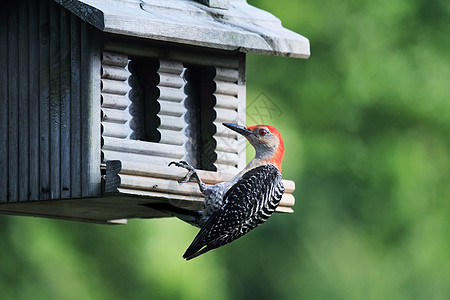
[168,123,285,260]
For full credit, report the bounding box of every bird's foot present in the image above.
[169,161,198,184]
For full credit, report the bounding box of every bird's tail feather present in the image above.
[183,245,211,260]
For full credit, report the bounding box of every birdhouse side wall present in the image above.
[0,0,101,203]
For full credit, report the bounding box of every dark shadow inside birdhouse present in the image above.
[183,66,217,172]
[128,58,161,143]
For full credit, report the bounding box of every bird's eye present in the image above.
[258,129,267,136]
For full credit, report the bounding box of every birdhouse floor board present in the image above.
[0,196,172,225]
[106,161,295,215]
[0,162,294,223]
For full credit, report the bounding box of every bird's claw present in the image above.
[169,160,194,171]
[169,161,197,183]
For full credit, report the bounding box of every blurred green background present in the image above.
[1,0,449,299]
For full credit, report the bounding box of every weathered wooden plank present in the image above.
[0,197,170,223]
[120,160,231,183]
[101,93,129,109]
[159,115,185,131]
[8,2,19,202]
[215,80,239,96]
[214,67,238,82]
[158,86,185,102]
[279,193,295,207]
[214,94,238,110]
[283,180,295,194]
[101,79,129,95]
[28,0,40,201]
[215,163,238,173]
[158,100,185,117]
[0,5,8,202]
[118,160,295,193]
[49,2,61,199]
[101,65,130,81]
[213,121,239,138]
[119,174,203,197]
[120,160,225,182]
[39,0,51,200]
[102,51,128,67]
[276,206,294,214]
[214,152,240,166]
[102,150,177,165]
[101,108,129,124]
[158,73,184,88]
[102,137,185,158]
[214,107,239,123]
[18,3,30,201]
[159,129,185,145]
[105,42,240,69]
[60,6,71,198]
[215,137,238,153]
[102,122,130,138]
[158,59,184,74]
[117,188,204,204]
[70,13,82,198]
[236,53,246,169]
[80,22,101,197]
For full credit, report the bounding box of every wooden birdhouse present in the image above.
[0,0,310,224]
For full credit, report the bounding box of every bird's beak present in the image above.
[223,123,254,137]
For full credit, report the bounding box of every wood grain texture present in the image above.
[18,3,30,201]
[0,5,8,201]
[28,0,41,200]
[70,13,82,198]
[1,1,102,203]
[80,21,102,197]
[8,3,19,202]
[49,2,61,199]
[58,0,310,59]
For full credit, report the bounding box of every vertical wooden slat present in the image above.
[101,51,131,141]
[18,3,30,201]
[28,0,40,200]
[237,53,246,170]
[81,22,101,197]
[49,2,61,199]
[156,59,186,154]
[91,41,102,197]
[8,2,19,202]
[39,0,51,200]
[70,14,82,198]
[60,6,71,198]
[211,60,245,172]
[0,4,8,202]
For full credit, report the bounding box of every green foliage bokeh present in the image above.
[1,0,449,299]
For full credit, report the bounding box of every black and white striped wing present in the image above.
[183,164,284,260]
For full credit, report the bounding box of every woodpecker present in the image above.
[168,123,285,260]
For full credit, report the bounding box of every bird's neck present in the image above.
[229,150,283,186]
[246,156,282,172]
[253,140,284,171]
[244,144,284,172]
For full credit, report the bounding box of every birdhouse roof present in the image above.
[55,0,310,58]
